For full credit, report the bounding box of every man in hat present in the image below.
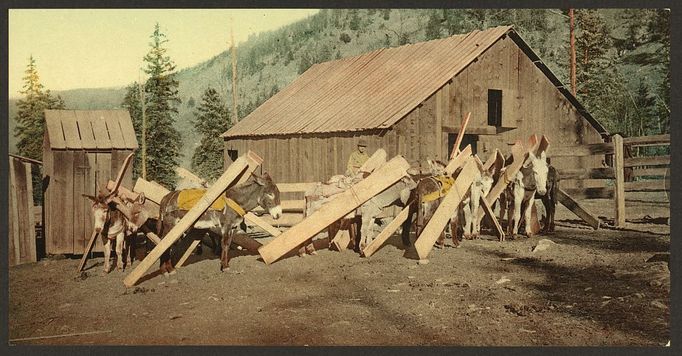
[346,139,370,176]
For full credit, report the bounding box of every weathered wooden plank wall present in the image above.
[9,158,38,266]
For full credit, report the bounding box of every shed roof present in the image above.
[223,25,607,139]
[44,110,138,150]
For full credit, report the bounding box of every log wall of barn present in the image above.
[225,35,605,184]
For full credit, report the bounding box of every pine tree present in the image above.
[13,55,65,204]
[192,87,231,181]
[142,23,182,188]
[14,55,65,160]
[425,10,442,40]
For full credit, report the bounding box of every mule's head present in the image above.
[255,172,282,220]
[426,159,447,176]
[83,190,113,233]
[524,151,549,196]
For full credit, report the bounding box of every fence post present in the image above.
[613,134,626,226]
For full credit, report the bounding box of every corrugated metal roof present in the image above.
[44,110,139,150]
[223,25,606,138]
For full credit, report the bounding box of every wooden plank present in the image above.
[622,134,670,146]
[613,134,626,227]
[72,151,88,254]
[134,178,170,204]
[479,195,504,241]
[449,112,471,159]
[563,187,614,200]
[77,231,99,272]
[476,141,527,226]
[90,114,112,149]
[258,156,411,265]
[435,90,443,162]
[276,182,320,193]
[445,144,472,176]
[624,180,669,192]
[244,212,283,236]
[74,111,97,150]
[331,230,351,252]
[87,152,102,252]
[624,155,670,168]
[9,159,20,265]
[441,125,496,135]
[257,213,304,227]
[414,158,478,261]
[359,148,387,174]
[552,143,614,157]
[632,168,667,177]
[362,205,410,258]
[123,152,257,287]
[175,240,200,268]
[45,113,66,149]
[16,161,32,263]
[176,167,206,186]
[115,110,139,149]
[61,113,82,149]
[557,188,600,229]
[558,168,615,180]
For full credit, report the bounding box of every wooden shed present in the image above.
[43,110,138,255]
[222,25,608,183]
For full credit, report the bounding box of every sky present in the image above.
[8,9,320,98]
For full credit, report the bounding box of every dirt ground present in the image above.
[9,191,670,346]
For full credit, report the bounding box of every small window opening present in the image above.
[488,89,503,126]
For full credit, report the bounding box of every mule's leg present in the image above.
[123,235,132,270]
[472,197,482,239]
[114,232,125,271]
[102,237,112,275]
[220,230,235,271]
[328,221,339,249]
[401,205,416,247]
[450,208,460,247]
[462,200,473,240]
[523,194,536,238]
[512,192,522,237]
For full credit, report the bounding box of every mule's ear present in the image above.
[523,152,535,168]
[254,174,266,186]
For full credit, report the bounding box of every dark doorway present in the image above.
[448,134,478,155]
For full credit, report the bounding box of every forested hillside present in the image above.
[10,9,669,168]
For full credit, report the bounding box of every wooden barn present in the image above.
[222,25,608,183]
[43,110,138,255]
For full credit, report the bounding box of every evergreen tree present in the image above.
[349,10,361,31]
[13,55,65,204]
[425,10,442,40]
[192,87,231,181]
[142,23,182,188]
[14,55,65,160]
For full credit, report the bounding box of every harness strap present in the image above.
[225,198,246,217]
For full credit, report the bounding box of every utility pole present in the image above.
[230,21,239,124]
[569,8,577,96]
[138,70,147,180]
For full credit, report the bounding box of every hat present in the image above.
[358,139,368,147]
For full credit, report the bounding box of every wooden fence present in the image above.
[553,134,670,227]
[9,154,40,266]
